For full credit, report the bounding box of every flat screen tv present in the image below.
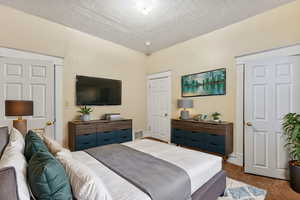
[76,75,121,106]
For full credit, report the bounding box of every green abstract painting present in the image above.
[182,68,226,97]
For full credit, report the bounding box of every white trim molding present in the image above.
[236,43,300,64]
[147,70,172,80]
[54,64,64,144]
[235,43,300,167]
[228,153,244,166]
[0,47,64,144]
[0,47,63,65]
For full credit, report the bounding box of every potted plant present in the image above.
[211,112,221,122]
[78,106,93,121]
[282,113,300,193]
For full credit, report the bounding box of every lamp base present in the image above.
[180,110,190,120]
[13,119,27,135]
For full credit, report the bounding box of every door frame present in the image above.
[0,47,64,144]
[146,71,172,141]
[234,43,300,167]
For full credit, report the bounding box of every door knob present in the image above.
[246,122,253,126]
[164,113,168,117]
[46,121,55,126]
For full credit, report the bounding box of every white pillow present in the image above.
[0,135,30,200]
[43,135,71,156]
[56,153,112,200]
[56,149,73,159]
[9,128,25,153]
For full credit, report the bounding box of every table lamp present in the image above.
[178,99,193,120]
[5,100,33,135]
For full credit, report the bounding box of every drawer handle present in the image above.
[191,139,197,142]
[121,136,128,138]
[210,142,217,146]
[83,142,90,145]
[122,129,129,131]
[83,133,92,136]
[104,131,110,133]
[192,131,197,133]
[104,139,111,141]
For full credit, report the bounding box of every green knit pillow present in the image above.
[24,130,48,161]
[27,151,73,200]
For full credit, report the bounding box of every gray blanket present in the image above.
[85,144,191,200]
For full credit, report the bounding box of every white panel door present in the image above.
[245,56,300,179]
[0,57,55,138]
[148,76,171,142]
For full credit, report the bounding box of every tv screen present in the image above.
[76,75,121,106]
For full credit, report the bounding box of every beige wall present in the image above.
[0,5,147,145]
[1,1,299,155]
[146,0,300,156]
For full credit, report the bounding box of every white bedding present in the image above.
[72,139,222,200]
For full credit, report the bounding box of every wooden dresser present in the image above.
[68,119,132,151]
[171,119,233,157]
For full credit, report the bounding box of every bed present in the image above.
[0,127,226,200]
[72,139,226,200]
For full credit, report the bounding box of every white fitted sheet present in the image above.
[72,139,222,200]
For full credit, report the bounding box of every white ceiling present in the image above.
[0,0,295,54]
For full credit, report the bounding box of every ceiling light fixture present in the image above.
[136,0,155,15]
[145,41,151,46]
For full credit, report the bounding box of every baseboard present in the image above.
[227,152,243,166]
[141,130,151,137]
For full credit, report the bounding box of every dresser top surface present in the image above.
[172,119,233,125]
[69,119,132,125]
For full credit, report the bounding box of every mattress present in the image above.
[72,139,222,200]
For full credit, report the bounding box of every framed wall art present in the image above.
[181,68,226,97]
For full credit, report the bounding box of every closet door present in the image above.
[244,56,300,179]
[147,73,171,142]
[0,57,55,138]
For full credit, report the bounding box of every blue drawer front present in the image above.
[75,133,97,150]
[186,131,207,149]
[207,134,225,145]
[172,128,186,145]
[206,143,225,154]
[97,131,117,146]
[206,134,225,154]
[116,129,132,143]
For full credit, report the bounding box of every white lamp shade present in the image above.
[178,99,193,109]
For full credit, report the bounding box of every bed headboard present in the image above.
[0,127,9,158]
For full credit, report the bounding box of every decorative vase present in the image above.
[81,114,91,121]
[213,118,221,122]
[289,161,300,193]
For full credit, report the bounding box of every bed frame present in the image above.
[0,126,226,200]
[192,170,226,200]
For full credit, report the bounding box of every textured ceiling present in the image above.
[0,0,295,54]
